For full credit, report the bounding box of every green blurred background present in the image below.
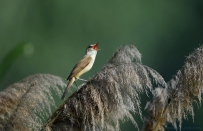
[0,1,203,130]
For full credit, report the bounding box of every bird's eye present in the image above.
[87,48,90,51]
[86,45,93,52]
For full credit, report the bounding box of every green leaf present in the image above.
[0,42,34,82]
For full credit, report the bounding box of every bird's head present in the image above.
[86,42,100,55]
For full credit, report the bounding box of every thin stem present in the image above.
[152,103,169,131]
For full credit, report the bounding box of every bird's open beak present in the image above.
[93,42,100,51]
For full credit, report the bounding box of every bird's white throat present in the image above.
[86,50,97,59]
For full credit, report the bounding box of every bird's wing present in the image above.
[67,55,92,80]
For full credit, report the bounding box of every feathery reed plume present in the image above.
[143,45,203,131]
[0,74,66,131]
[43,45,166,131]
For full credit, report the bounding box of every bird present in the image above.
[61,43,99,100]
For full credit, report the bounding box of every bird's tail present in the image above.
[61,77,75,100]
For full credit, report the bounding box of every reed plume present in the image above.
[0,74,66,131]
[143,45,203,131]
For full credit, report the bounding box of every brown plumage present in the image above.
[67,56,93,80]
[61,43,99,100]
[61,56,92,100]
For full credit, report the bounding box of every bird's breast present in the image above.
[84,60,94,71]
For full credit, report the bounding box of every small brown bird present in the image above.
[61,43,99,100]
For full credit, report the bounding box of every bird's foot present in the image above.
[74,81,78,87]
[78,78,88,82]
